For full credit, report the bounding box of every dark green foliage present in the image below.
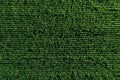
[0,0,120,80]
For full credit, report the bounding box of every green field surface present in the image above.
[0,0,120,80]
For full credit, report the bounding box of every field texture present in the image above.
[0,0,120,80]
